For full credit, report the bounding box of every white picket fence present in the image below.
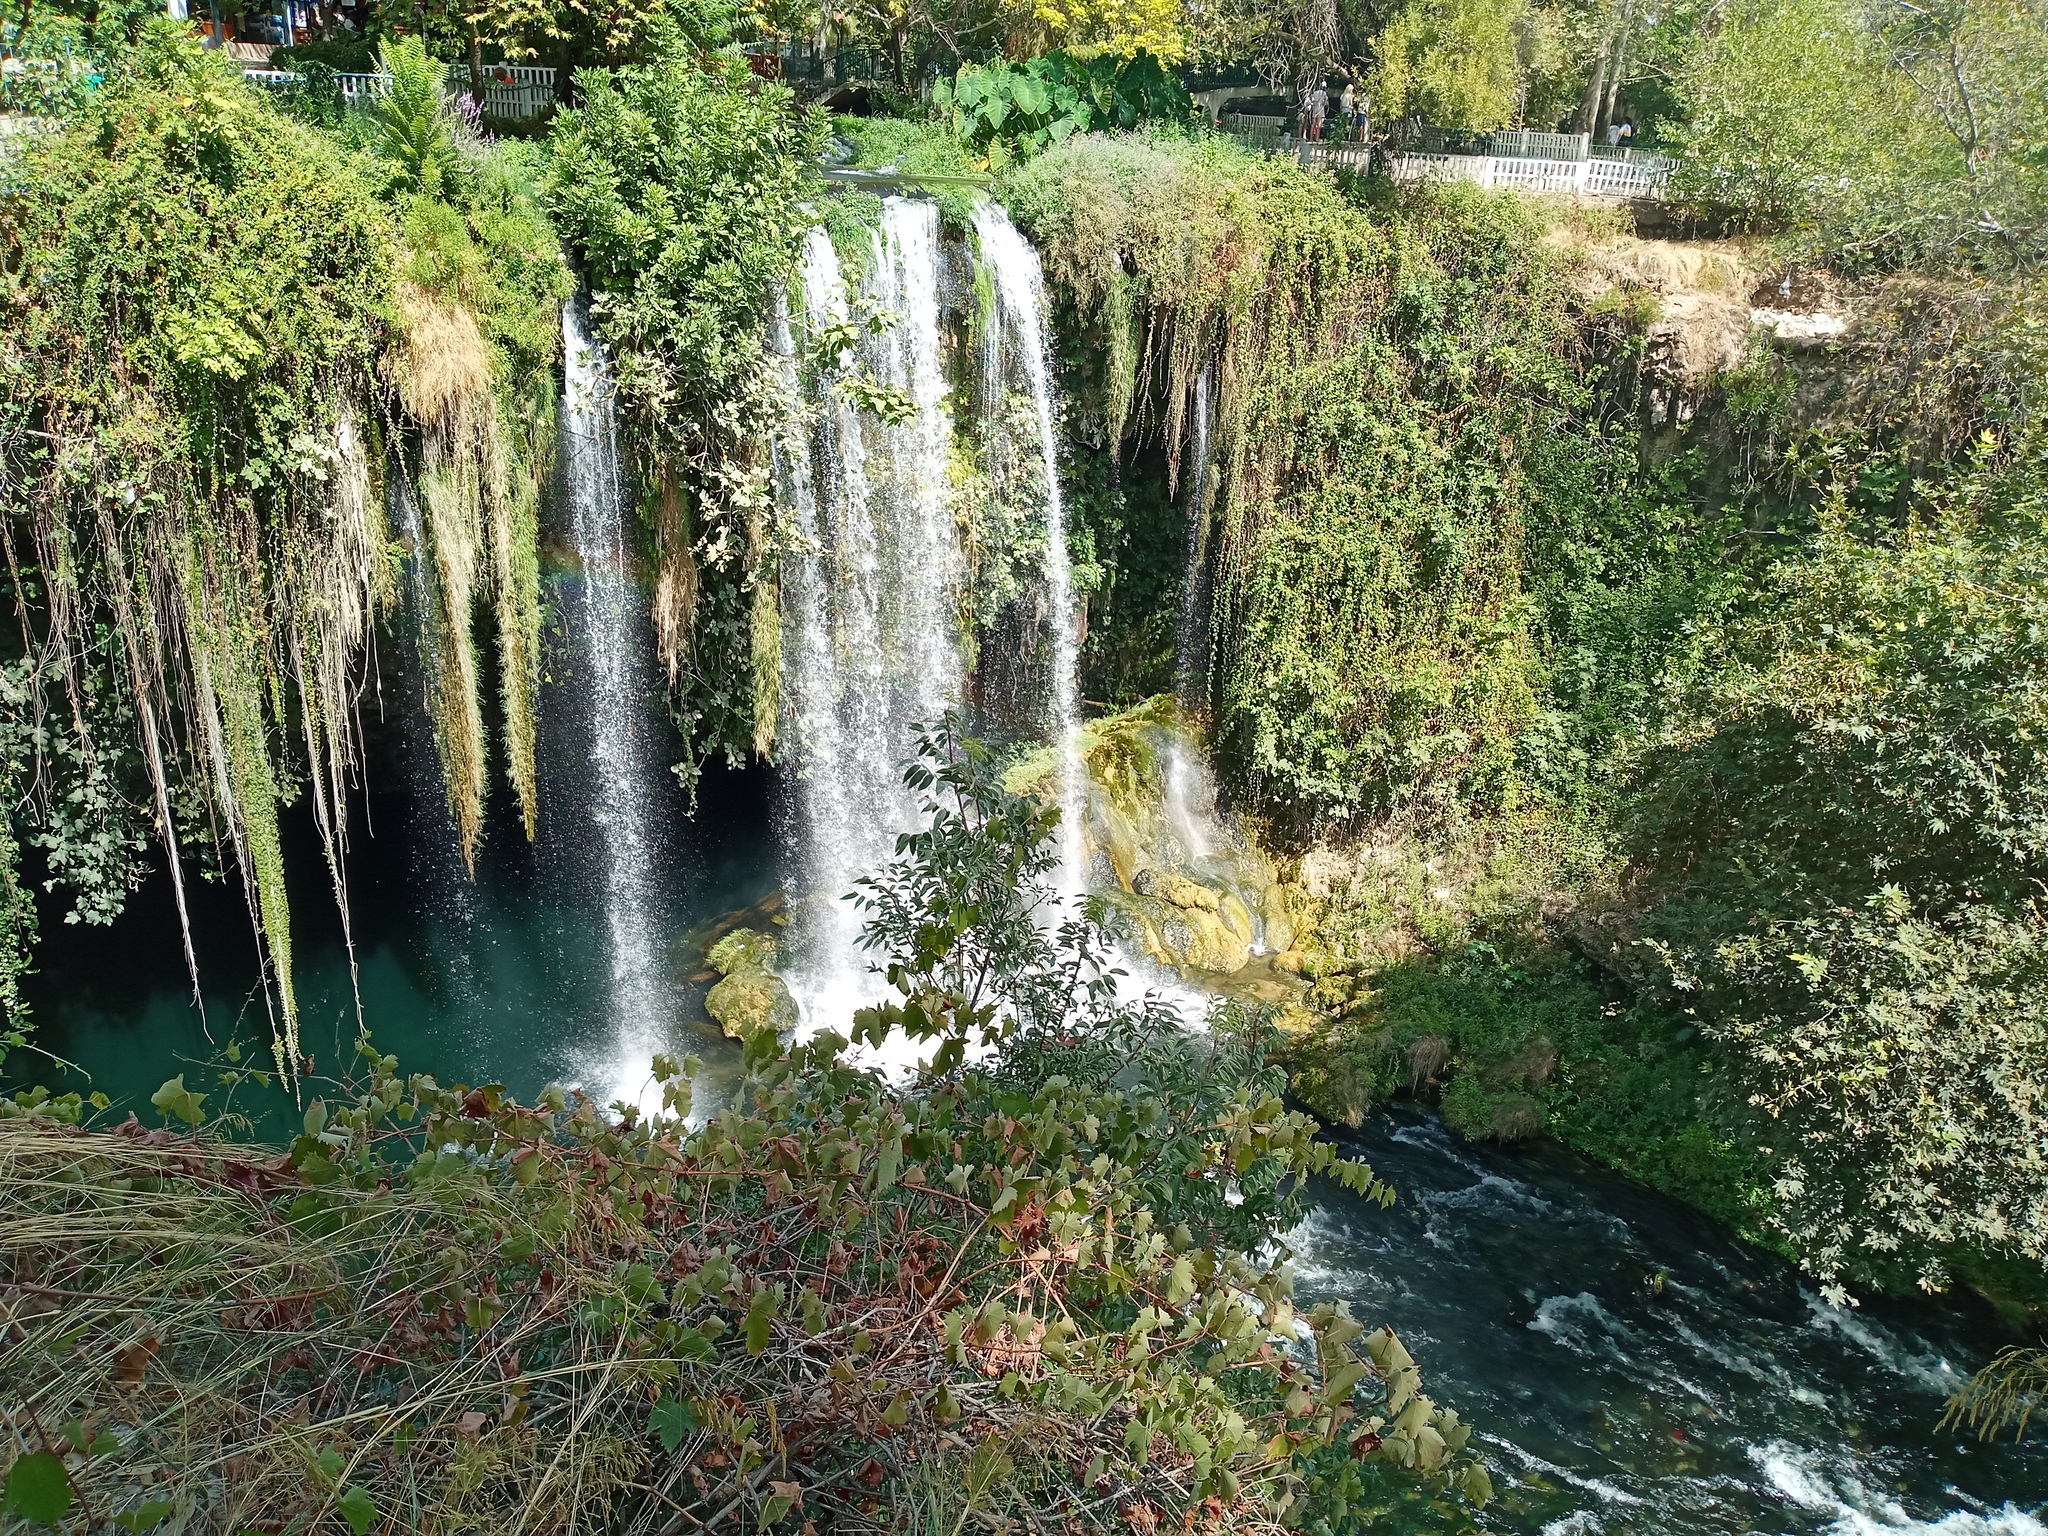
[1487,128,1588,161]
[1390,150,1669,199]
[1220,125,1374,172]
[243,62,554,120]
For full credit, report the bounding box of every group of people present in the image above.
[1300,77,1368,143]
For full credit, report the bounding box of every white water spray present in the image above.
[777,202,965,1066]
[973,203,1087,903]
[560,297,675,1109]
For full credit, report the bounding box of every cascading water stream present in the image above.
[559,297,677,1107]
[1173,364,1215,716]
[972,204,1087,904]
[776,201,965,1063]
[388,472,479,940]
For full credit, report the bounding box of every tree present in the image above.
[1643,432,2048,1292]
[1368,0,1526,129]
[1667,0,1928,238]
[1665,0,2045,268]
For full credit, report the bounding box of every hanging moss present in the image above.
[394,159,570,843]
[0,29,566,1080]
[546,50,823,772]
[1002,134,1586,834]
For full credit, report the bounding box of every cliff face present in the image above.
[1573,233,2019,486]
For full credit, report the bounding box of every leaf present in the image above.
[337,1484,376,1536]
[112,1500,174,1533]
[150,1074,206,1127]
[2,1452,71,1524]
[649,1395,698,1454]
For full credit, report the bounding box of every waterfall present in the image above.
[776,201,965,1059]
[559,297,677,1106]
[1174,364,1215,716]
[389,470,479,939]
[973,204,1087,902]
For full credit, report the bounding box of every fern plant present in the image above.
[376,36,455,195]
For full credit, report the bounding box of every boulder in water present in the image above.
[1178,905,1250,972]
[705,927,796,1039]
[1133,866,1221,912]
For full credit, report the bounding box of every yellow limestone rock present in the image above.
[1178,906,1250,973]
[1219,891,1256,945]
[704,927,797,1038]
[1134,867,1222,911]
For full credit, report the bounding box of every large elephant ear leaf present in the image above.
[1011,73,1050,119]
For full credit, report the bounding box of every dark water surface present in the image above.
[1297,1109,2047,1534]
[17,617,776,1136]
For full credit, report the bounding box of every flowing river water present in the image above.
[11,201,2047,1534]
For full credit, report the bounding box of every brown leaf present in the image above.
[115,1335,161,1384]
[768,1480,803,1511]
[456,1411,489,1441]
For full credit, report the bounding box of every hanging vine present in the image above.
[0,28,566,1080]
[1001,133,1585,833]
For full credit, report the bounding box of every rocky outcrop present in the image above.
[704,927,797,1038]
[1021,701,1331,992]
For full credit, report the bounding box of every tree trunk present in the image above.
[1574,34,1608,134]
[467,19,485,103]
[1596,0,1632,140]
[555,30,576,107]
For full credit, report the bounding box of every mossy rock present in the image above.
[1219,891,1255,945]
[1262,882,1320,953]
[1097,888,1186,968]
[1133,867,1222,912]
[1273,1003,1321,1038]
[707,927,778,975]
[707,968,797,1039]
[1089,789,1143,890]
[1179,905,1250,973]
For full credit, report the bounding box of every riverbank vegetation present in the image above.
[1010,124,2048,1302]
[0,26,572,1089]
[0,726,1487,1534]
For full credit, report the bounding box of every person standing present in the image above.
[1306,78,1328,141]
[1337,79,1356,142]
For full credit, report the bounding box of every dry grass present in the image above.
[0,1101,1301,1535]
[388,283,491,438]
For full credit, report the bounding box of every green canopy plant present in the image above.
[374,35,460,197]
[0,26,567,1077]
[546,39,823,783]
[935,50,1196,164]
